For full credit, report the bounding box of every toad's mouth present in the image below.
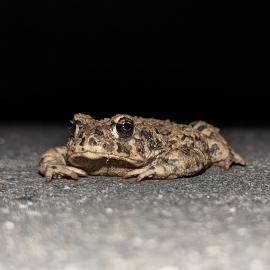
[67,153,143,174]
[68,151,144,167]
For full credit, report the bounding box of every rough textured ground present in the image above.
[0,124,270,270]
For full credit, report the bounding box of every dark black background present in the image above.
[1,1,267,126]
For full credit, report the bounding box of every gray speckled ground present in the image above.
[0,125,270,270]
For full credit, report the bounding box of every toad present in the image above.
[39,113,245,182]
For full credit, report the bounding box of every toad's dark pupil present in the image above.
[123,122,132,131]
[116,119,134,138]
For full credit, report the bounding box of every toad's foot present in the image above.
[39,146,87,182]
[123,165,175,181]
[44,164,87,182]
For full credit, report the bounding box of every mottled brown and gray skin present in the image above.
[39,113,246,182]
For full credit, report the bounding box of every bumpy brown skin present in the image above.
[39,113,246,182]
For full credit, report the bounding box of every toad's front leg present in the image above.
[39,146,87,182]
[123,148,210,181]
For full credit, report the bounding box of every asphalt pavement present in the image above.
[0,124,270,270]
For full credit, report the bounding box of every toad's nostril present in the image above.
[89,137,97,146]
[79,137,86,146]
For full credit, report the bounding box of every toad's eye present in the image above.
[68,120,76,136]
[116,118,134,138]
[68,119,84,137]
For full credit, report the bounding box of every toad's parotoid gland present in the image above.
[39,114,246,182]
